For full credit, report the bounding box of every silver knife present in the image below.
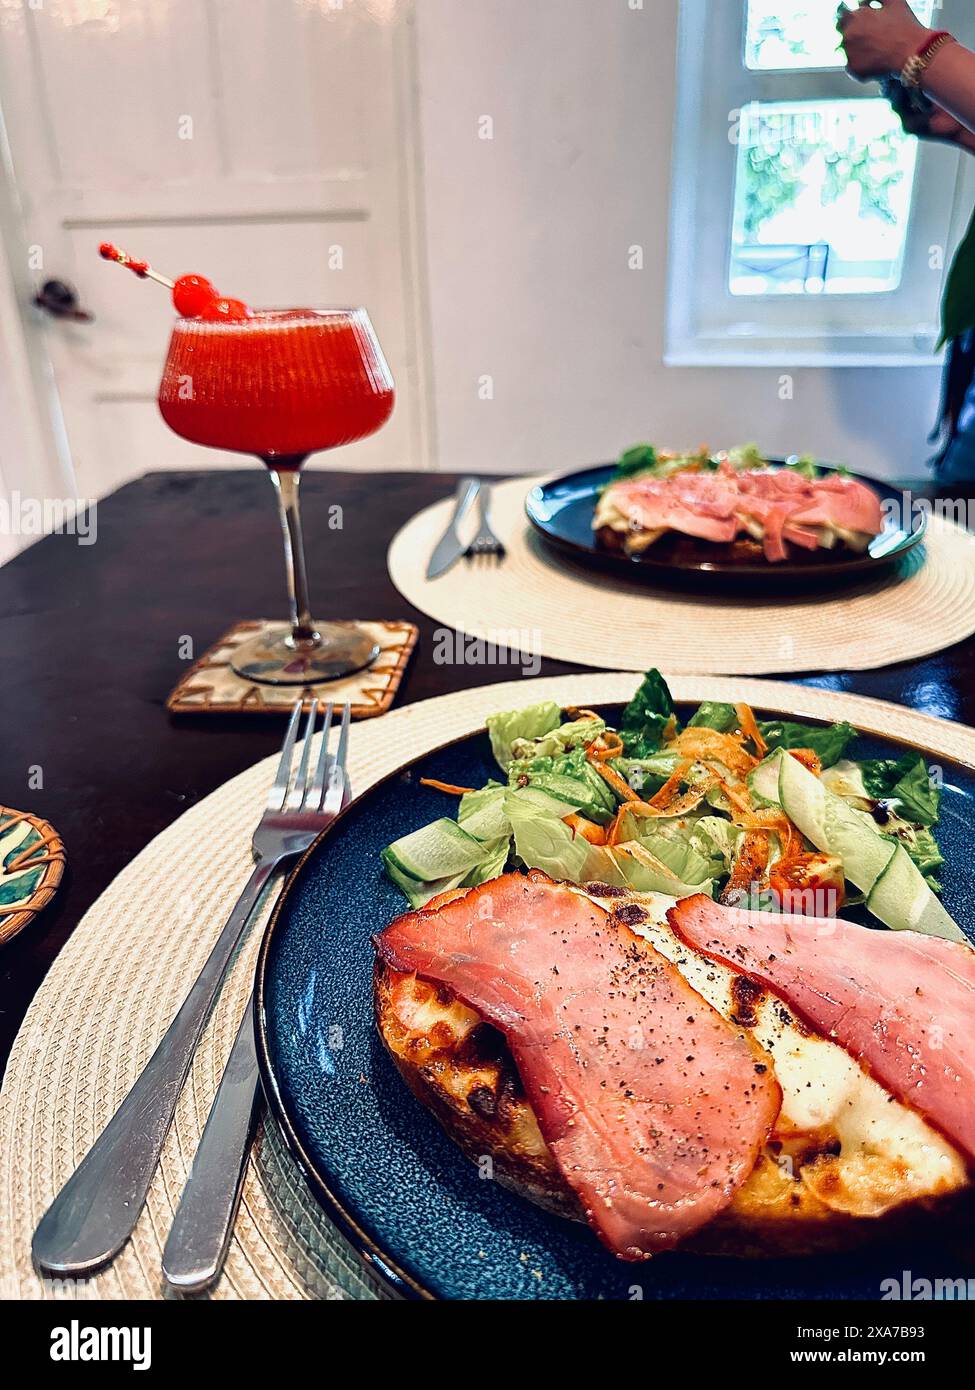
[426,477,481,579]
[161,989,262,1294]
[161,777,351,1294]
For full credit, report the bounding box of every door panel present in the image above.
[0,0,428,497]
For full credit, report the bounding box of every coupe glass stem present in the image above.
[266,461,321,649]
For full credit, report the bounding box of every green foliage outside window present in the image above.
[739,119,906,241]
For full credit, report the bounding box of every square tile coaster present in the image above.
[166,619,418,717]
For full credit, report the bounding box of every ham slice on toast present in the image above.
[596,464,884,562]
[375,871,781,1259]
[668,895,975,1164]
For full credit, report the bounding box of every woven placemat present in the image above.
[388,478,975,675]
[166,620,418,717]
[3,673,974,1301]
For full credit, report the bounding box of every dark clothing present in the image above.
[934,331,975,480]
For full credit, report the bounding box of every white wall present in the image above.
[416,0,944,481]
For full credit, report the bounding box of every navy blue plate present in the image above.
[525,463,926,585]
[255,703,975,1301]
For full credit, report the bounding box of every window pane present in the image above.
[729,99,919,297]
[745,1,936,71]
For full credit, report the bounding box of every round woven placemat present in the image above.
[388,478,975,674]
[3,673,974,1301]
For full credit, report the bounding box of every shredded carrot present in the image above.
[720,830,770,903]
[735,702,768,759]
[563,813,608,846]
[586,743,638,802]
[672,727,758,779]
[606,804,636,847]
[589,731,624,761]
[714,773,753,816]
[656,785,710,817]
[648,760,693,809]
[605,786,708,846]
[419,778,476,796]
[734,807,798,858]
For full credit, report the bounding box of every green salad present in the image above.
[382,669,962,943]
[604,442,846,489]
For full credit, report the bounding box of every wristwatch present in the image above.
[901,30,955,90]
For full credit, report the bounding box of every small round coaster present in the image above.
[0,808,66,948]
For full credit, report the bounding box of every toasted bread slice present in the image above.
[374,883,971,1256]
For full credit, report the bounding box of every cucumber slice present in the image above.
[458,792,510,844]
[507,780,588,819]
[461,835,511,887]
[867,844,966,942]
[384,817,493,882]
[381,852,468,910]
[747,754,782,808]
[778,748,895,895]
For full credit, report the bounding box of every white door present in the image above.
[0,0,432,503]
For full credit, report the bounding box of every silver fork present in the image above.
[32,699,351,1278]
[464,481,506,565]
[162,716,351,1294]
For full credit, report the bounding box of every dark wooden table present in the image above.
[1,468,973,1071]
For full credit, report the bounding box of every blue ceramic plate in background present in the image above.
[255,701,975,1301]
[525,463,926,584]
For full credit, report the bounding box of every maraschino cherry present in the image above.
[98,243,251,322]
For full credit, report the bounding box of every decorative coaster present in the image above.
[166,620,418,717]
[0,808,66,948]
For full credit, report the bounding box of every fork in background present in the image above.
[464,480,506,566]
[161,703,351,1294]
[32,698,350,1279]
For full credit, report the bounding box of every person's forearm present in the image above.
[920,41,975,139]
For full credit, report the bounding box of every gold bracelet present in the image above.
[902,32,956,90]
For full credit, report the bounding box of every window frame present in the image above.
[666,0,975,367]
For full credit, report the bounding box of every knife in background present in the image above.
[426,476,481,579]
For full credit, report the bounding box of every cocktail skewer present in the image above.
[97,242,250,320]
[98,242,175,290]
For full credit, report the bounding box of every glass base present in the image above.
[231,623,380,685]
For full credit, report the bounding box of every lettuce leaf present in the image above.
[687,701,738,733]
[904,826,943,884]
[758,718,856,768]
[509,716,605,764]
[508,745,618,824]
[487,701,561,770]
[609,443,658,485]
[628,827,712,887]
[783,454,819,479]
[505,789,712,897]
[463,836,512,886]
[689,816,743,877]
[620,669,676,757]
[458,781,504,821]
[724,443,766,469]
[614,752,682,798]
[458,782,510,842]
[860,753,940,828]
[505,790,599,884]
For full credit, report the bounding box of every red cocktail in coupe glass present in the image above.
[159,307,394,683]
